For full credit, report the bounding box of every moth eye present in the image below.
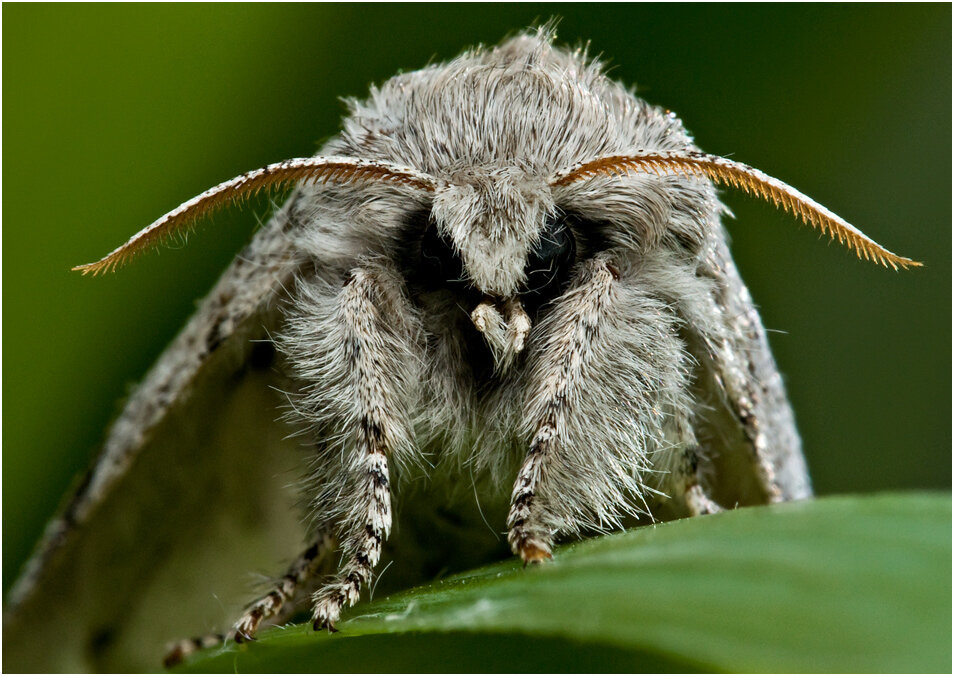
[419,213,469,291]
[522,213,577,310]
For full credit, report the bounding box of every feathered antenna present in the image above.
[552,150,921,270]
[73,157,439,275]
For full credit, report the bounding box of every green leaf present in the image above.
[182,492,950,673]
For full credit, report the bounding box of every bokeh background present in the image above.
[3,4,949,594]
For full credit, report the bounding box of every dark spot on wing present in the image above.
[205,324,223,354]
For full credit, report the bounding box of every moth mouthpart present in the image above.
[469,296,531,373]
[469,297,501,334]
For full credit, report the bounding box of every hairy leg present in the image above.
[233,530,335,640]
[507,256,695,561]
[507,257,618,563]
[162,531,334,667]
[678,446,724,517]
[289,266,421,631]
[164,264,422,664]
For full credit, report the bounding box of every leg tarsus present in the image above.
[312,618,339,633]
[160,533,332,667]
[311,589,345,631]
[227,532,333,642]
[519,540,553,566]
[163,634,225,669]
[232,630,256,644]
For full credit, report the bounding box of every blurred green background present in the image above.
[3,4,949,594]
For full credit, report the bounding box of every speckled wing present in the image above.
[679,225,812,511]
[3,193,311,672]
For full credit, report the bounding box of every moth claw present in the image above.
[519,541,553,566]
[233,630,256,644]
[313,618,339,633]
[162,647,185,669]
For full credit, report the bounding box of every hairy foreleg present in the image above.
[291,266,420,631]
[508,256,695,558]
[507,258,618,563]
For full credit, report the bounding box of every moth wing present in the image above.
[3,194,312,672]
[685,227,812,508]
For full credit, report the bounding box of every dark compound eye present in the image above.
[419,213,469,291]
[522,213,577,311]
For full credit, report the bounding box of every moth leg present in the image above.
[685,484,723,516]
[161,531,334,667]
[507,257,618,564]
[163,634,225,669]
[232,530,335,641]
[299,266,419,632]
[310,457,389,633]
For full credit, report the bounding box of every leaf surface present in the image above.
[183,492,951,673]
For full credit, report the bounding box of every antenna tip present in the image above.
[71,261,106,275]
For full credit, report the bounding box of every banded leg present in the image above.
[163,634,225,669]
[507,258,618,563]
[507,423,557,563]
[310,446,390,631]
[233,530,335,641]
[301,267,418,631]
[162,531,334,667]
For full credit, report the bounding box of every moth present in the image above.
[3,27,918,672]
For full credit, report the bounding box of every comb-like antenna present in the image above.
[552,150,921,270]
[73,156,439,275]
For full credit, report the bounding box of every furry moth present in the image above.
[3,27,919,671]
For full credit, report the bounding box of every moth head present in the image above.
[426,167,566,299]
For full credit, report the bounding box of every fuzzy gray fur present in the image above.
[6,27,811,667]
[278,27,809,624]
